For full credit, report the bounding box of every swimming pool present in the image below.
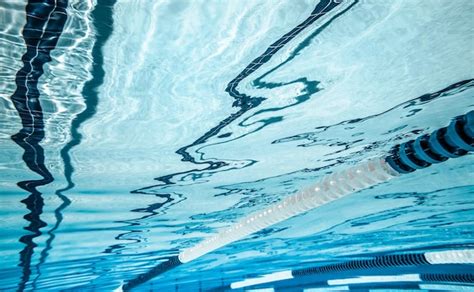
[0,0,473,291]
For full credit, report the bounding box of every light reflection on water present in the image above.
[0,0,473,290]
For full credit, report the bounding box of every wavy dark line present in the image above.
[119,0,355,289]
[9,0,68,291]
[272,79,474,146]
[31,0,118,288]
[225,0,341,106]
[180,0,342,162]
[133,0,347,195]
[58,0,117,195]
[16,193,46,292]
[247,0,359,115]
[122,2,355,264]
[31,191,70,290]
[171,1,360,168]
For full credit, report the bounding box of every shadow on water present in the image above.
[30,0,118,289]
[9,0,68,291]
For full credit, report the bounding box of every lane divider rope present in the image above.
[230,249,474,289]
[121,110,473,290]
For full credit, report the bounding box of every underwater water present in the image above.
[0,0,473,291]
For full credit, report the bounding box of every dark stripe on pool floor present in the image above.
[133,0,347,195]
[9,0,68,290]
[31,0,118,289]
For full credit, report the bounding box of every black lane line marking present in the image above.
[119,0,352,290]
[127,1,356,236]
[9,0,68,291]
[30,0,118,289]
[132,0,345,195]
[57,0,117,197]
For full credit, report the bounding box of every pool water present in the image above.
[0,0,473,291]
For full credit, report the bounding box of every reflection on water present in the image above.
[0,0,473,290]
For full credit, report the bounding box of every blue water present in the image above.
[1,0,473,291]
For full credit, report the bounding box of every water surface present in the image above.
[0,0,473,290]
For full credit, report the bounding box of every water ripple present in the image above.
[1,0,473,290]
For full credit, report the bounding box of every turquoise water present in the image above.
[1,0,473,291]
